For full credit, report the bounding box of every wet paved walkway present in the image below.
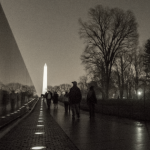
[50,102,150,150]
[1,99,150,150]
[0,99,78,150]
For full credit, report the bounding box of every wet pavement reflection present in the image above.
[47,101,150,150]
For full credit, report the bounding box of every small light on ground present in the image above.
[37,125,44,127]
[31,146,46,149]
[38,120,43,122]
[35,132,45,134]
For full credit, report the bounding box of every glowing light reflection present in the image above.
[31,146,46,149]
[35,132,45,134]
[37,125,44,127]
[38,120,43,122]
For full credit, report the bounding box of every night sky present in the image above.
[1,0,150,95]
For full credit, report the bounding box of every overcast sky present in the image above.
[1,0,150,95]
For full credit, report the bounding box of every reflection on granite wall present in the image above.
[0,4,36,117]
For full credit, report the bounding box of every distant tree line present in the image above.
[47,84,72,96]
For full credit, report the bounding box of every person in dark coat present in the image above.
[53,92,59,109]
[69,81,82,119]
[63,91,70,113]
[45,91,52,110]
[87,86,97,118]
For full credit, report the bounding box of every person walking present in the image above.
[45,91,52,110]
[69,81,82,120]
[53,92,59,109]
[63,91,70,113]
[87,86,97,118]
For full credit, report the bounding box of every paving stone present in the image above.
[0,100,78,150]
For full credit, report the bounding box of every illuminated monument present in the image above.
[42,63,47,94]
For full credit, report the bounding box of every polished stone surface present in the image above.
[49,102,150,150]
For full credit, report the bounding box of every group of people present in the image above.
[43,81,97,119]
[44,91,59,110]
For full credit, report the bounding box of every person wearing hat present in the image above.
[69,81,82,119]
[87,86,97,118]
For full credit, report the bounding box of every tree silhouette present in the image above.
[79,5,138,99]
[113,51,132,99]
[143,38,150,76]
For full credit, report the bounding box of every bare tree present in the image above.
[79,5,138,99]
[78,75,89,98]
[59,84,72,95]
[123,65,135,99]
[78,75,88,91]
[143,38,150,78]
[113,51,132,99]
[132,50,144,99]
[89,65,106,99]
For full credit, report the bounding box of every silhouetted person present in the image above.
[69,81,82,120]
[53,92,58,109]
[45,91,52,110]
[87,86,97,118]
[63,91,69,113]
